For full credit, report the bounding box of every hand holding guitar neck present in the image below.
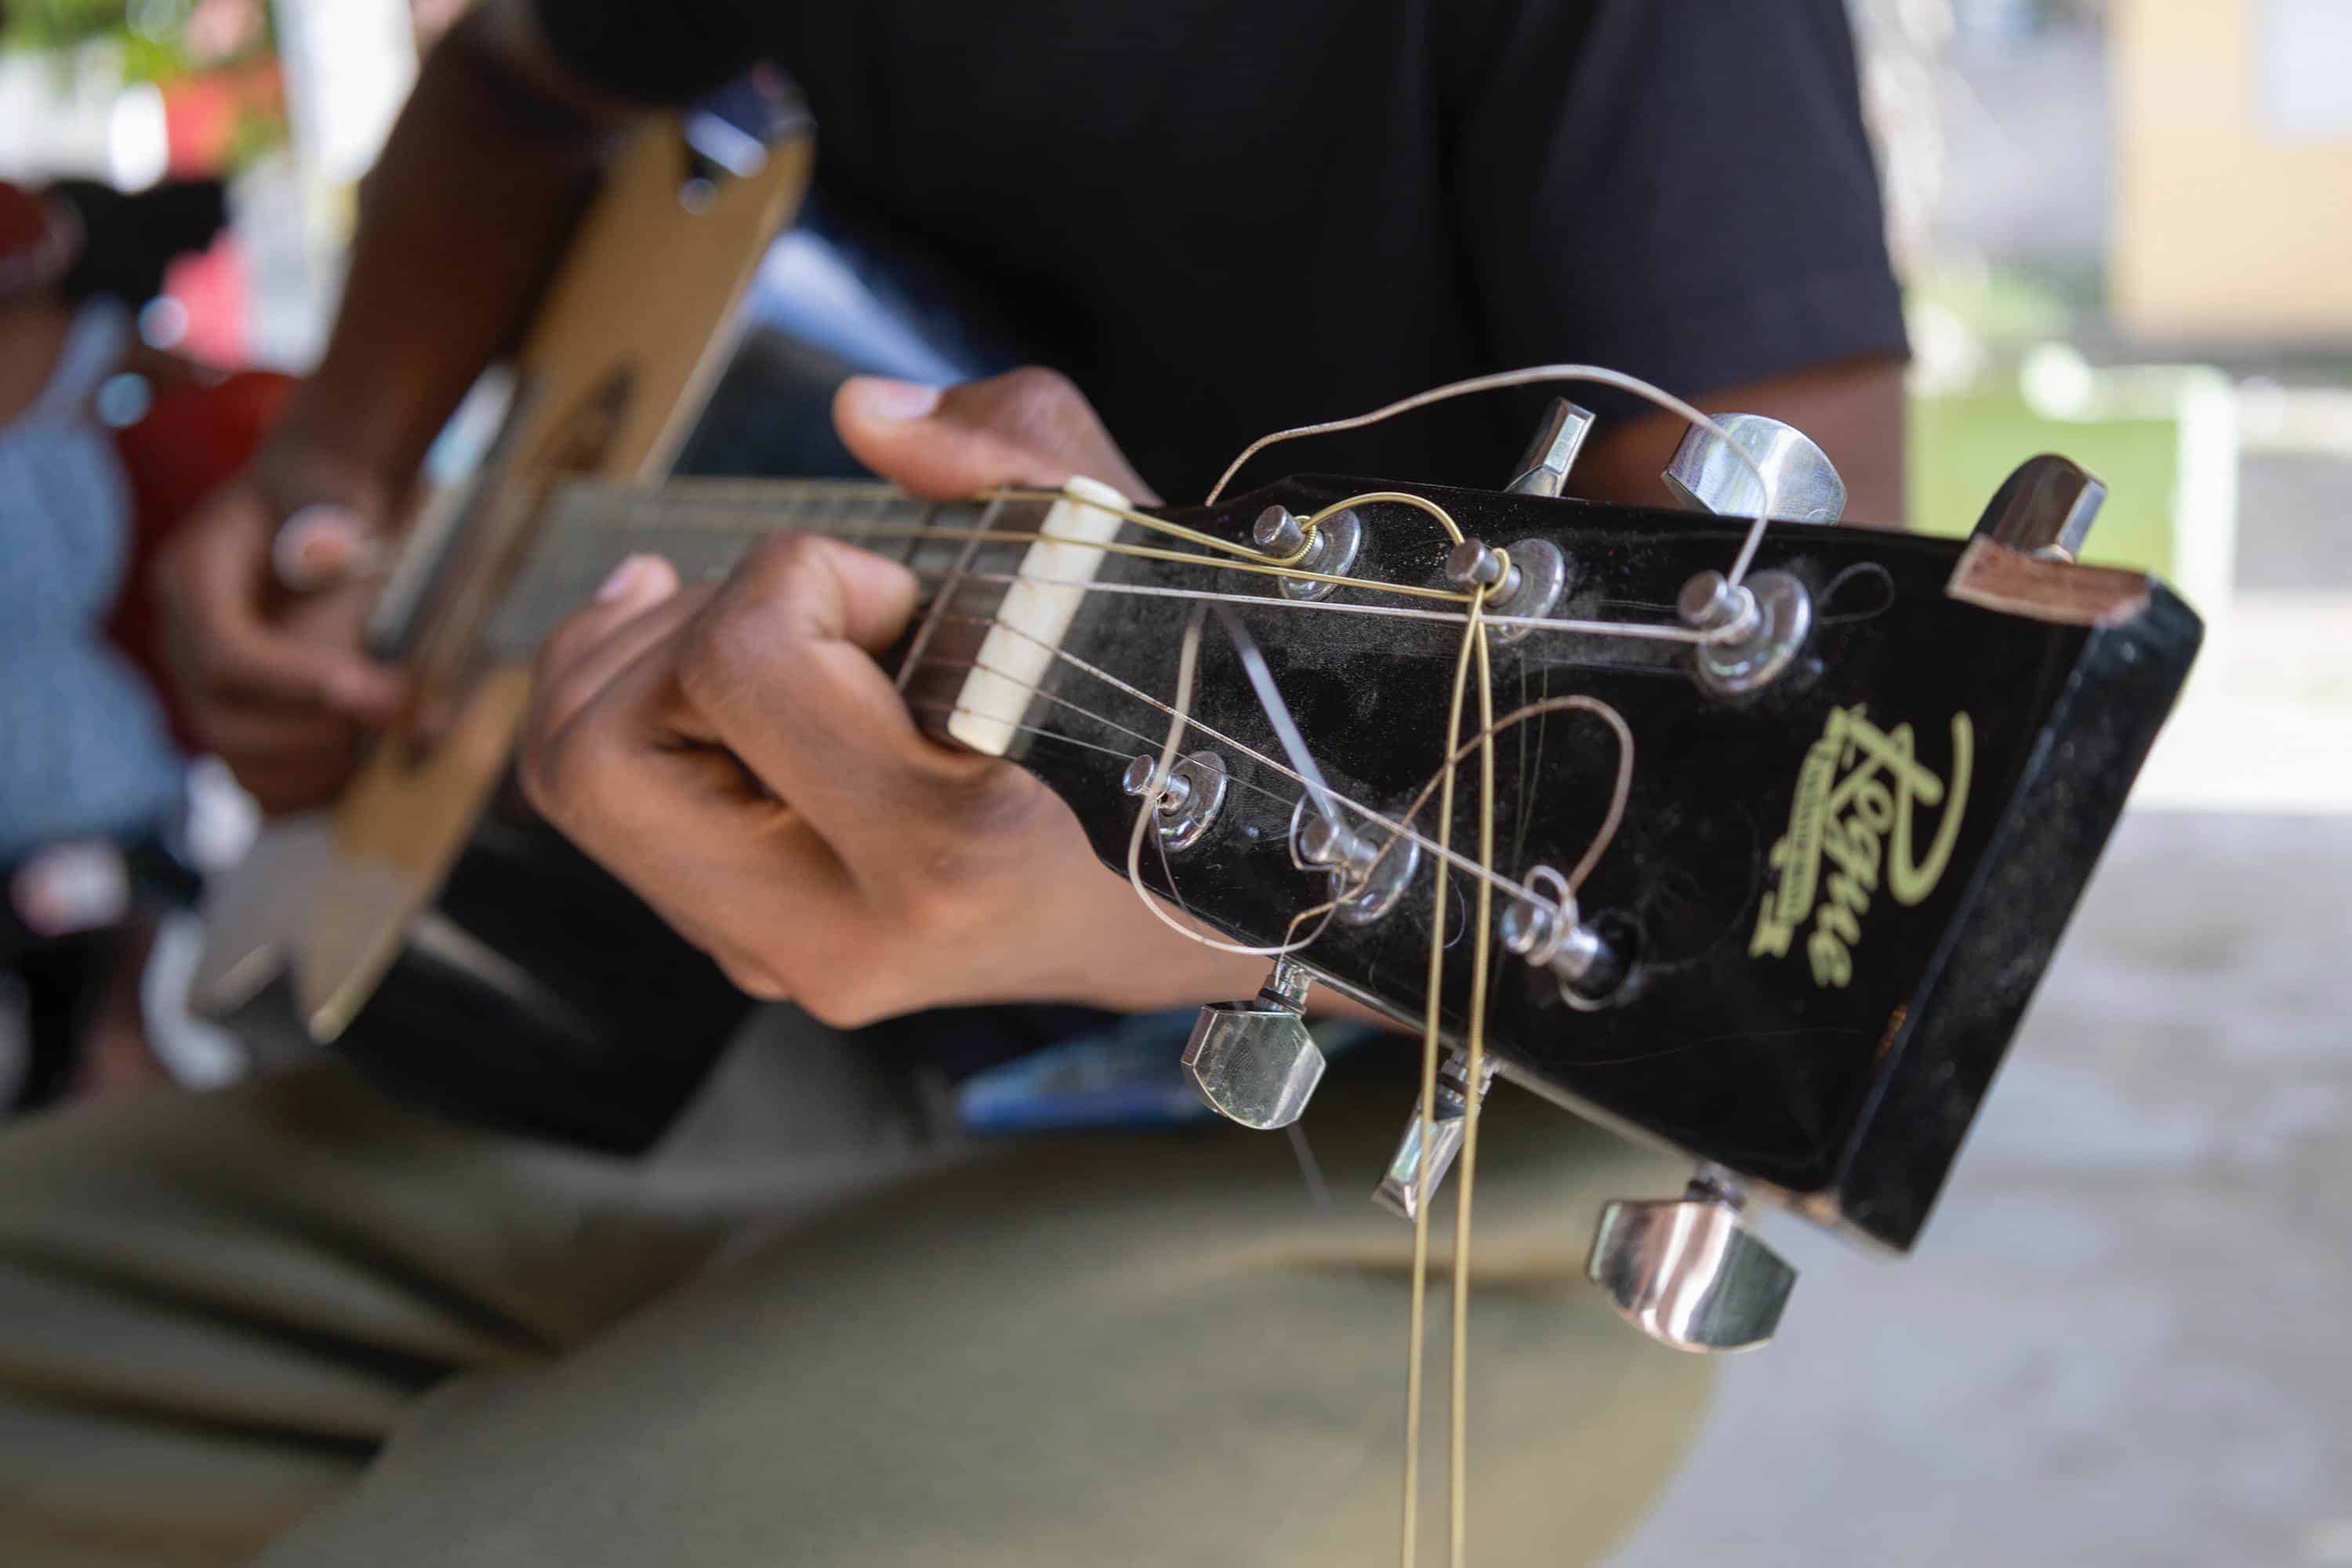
[518,368,1276,1022]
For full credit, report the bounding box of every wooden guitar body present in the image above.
[193,125,810,1148]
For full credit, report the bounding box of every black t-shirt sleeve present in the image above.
[1450,0,1907,401]
[528,0,765,105]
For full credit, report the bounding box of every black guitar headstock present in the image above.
[903,410,2201,1351]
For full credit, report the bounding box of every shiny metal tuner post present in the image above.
[1586,1170,1797,1353]
[1121,750,1229,851]
[1254,505,1363,601]
[1181,957,1323,1131]
[1677,566,1813,696]
[1373,1047,1497,1220]
[1293,806,1421,927]
[1972,453,2107,561]
[1663,413,1847,525]
[1505,397,1598,499]
[1445,536,1570,644]
[1499,872,1625,1004]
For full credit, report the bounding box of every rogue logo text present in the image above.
[1750,706,1974,989]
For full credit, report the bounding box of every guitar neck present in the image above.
[482,477,1057,675]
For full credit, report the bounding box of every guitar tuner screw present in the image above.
[1676,569,1762,641]
[1252,505,1308,556]
[1679,568,1813,696]
[1121,750,1229,851]
[1446,539,1520,597]
[1121,754,1192,811]
[1289,801,1421,927]
[1502,869,1625,1007]
[1268,506,1363,601]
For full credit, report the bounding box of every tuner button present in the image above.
[1505,397,1598,499]
[1253,505,1308,555]
[1373,1048,1497,1220]
[1663,414,1847,524]
[1587,1174,1797,1353]
[1973,454,2107,561]
[1181,960,1323,1131]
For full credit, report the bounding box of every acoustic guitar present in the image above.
[191,113,2201,1352]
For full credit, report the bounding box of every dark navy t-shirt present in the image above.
[531,0,1907,502]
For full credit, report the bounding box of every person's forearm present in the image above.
[270,15,624,496]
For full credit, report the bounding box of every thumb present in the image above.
[834,368,1158,505]
[271,503,383,593]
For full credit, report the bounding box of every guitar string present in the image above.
[1401,578,1494,1568]
[896,565,1713,644]
[1448,608,1498,1568]
[541,376,1752,1565]
[1122,606,1346,962]
[532,503,1740,647]
[1202,361,1786,591]
[913,658,1632,949]
[927,612,1561,915]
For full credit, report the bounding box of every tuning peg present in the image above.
[1586,1170,1797,1352]
[1253,505,1364,602]
[1373,1047,1497,1219]
[1181,958,1324,1130]
[1663,414,1846,524]
[1972,454,2106,561]
[1499,873,1626,1004]
[1506,397,1598,499]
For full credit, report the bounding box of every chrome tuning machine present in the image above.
[1291,805,1420,927]
[1661,412,1846,697]
[1181,957,1323,1130]
[1499,868,1625,1007]
[1373,1047,1497,1220]
[1254,505,1364,602]
[1443,398,1594,643]
[1121,751,1230,851]
[1663,413,1846,524]
[1587,1167,1797,1353]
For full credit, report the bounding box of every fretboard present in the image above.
[482,477,1053,671]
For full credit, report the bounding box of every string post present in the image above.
[1292,800,1422,927]
[1120,753,1192,812]
[1676,569,1762,641]
[1275,506,1364,601]
[1501,866,1626,1007]
[1679,568,1817,697]
[1121,750,1230,852]
[1251,504,1309,557]
[1443,539,1519,598]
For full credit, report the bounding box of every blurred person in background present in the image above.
[0,174,237,1112]
[2,2,1908,1564]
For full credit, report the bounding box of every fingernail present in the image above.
[274,505,366,590]
[597,554,663,603]
[851,377,942,422]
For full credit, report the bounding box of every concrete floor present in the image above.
[1608,810,2352,1567]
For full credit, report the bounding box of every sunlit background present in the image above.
[2,2,2347,1563]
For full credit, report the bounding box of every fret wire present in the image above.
[893,489,1006,694]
